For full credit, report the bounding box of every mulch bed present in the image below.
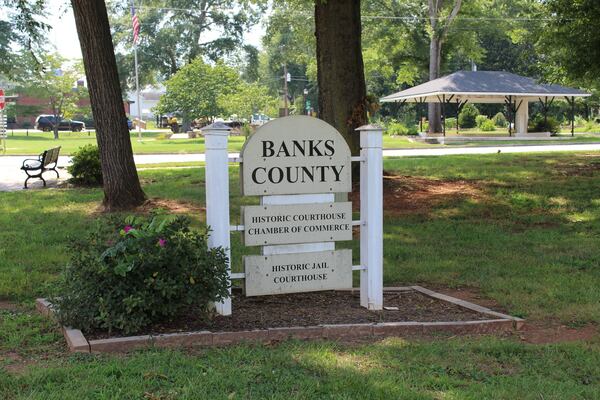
[87,290,491,340]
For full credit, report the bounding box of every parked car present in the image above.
[35,115,86,132]
[251,114,271,126]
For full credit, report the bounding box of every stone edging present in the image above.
[35,287,524,354]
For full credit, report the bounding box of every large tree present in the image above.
[20,55,86,139]
[426,0,462,134]
[156,59,240,125]
[71,0,145,211]
[109,0,265,90]
[541,0,600,90]
[314,0,367,156]
[0,0,48,78]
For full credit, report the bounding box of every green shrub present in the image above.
[528,115,560,134]
[156,132,173,140]
[574,115,587,127]
[480,119,496,131]
[444,117,457,129]
[67,144,103,186]
[52,214,230,335]
[492,112,507,127]
[583,121,596,132]
[241,123,253,139]
[475,115,488,129]
[458,104,479,128]
[387,120,409,136]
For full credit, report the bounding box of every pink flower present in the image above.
[123,225,133,233]
[158,238,167,247]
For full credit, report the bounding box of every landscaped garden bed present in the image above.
[36,286,523,353]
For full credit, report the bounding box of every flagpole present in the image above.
[131,0,142,142]
[134,45,141,142]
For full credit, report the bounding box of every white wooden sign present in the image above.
[203,118,383,315]
[244,250,352,296]
[242,202,352,246]
[240,116,352,195]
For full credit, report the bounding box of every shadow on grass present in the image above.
[2,338,599,399]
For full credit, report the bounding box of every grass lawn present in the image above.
[2,151,600,398]
[0,131,249,155]
[3,130,600,156]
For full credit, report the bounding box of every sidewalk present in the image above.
[2,142,600,191]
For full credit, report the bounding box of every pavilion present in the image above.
[380,71,591,136]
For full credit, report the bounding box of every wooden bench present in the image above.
[21,146,62,189]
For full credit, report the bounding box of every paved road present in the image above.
[2,142,600,191]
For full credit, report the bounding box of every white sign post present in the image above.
[204,116,384,316]
[203,122,233,316]
[0,89,6,153]
[357,124,384,310]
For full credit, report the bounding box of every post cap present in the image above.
[202,121,232,131]
[355,124,383,132]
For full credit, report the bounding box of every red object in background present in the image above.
[0,89,5,110]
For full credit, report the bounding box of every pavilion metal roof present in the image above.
[380,71,590,103]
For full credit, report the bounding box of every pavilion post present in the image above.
[417,101,421,133]
[418,97,425,133]
[571,96,575,136]
[505,96,512,136]
[456,99,460,135]
[564,96,575,137]
[438,95,446,136]
[456,99,467,136]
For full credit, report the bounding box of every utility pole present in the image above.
[283,64,289,116]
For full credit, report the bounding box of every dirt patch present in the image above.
[0,352,33,375]
[91,197,205,216]
[350,173,485,215]
[86,290,494,340]
[136,198,205,215]
[0,301,19,311]
[552,159,600,177]
[432,287,599,344]
[517,324,598,344]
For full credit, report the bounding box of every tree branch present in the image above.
[441,0,462,39]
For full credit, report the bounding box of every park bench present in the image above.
[20,146,61,189]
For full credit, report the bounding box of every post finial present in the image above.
[202,121,232,131]
[355,124,383,132]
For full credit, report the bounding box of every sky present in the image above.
[47,1,266,61]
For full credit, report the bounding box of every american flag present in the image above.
[131,6,140,45]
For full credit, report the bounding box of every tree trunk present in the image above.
[53,126,59,140]
[428,36,442,134]
[71,0,145,211]
[182,111,191,133]
[315,0,367,157]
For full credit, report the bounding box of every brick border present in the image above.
[35,287,523,353]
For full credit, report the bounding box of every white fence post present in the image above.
[203,122,232,316]
[357,124,383,310]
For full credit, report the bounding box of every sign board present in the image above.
[244,250,352,296]
[0,89,4,110]
[241,116,352,195]
[242,202,352,246]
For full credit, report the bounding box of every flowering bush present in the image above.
[52,214,230,334]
